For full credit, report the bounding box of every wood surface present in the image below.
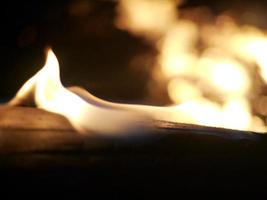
[0,105,266,196]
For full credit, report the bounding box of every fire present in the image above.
[9,49,210,135]
[10,48,230,135]
[116,0,267,133]
[8,49,152,135]
[7,1,267,134]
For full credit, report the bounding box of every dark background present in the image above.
[1,0,267,104]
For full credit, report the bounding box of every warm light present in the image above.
[175,99,222,127]
[197,57,251,95]
[115,0,267,132]
[116,0,179,39]
[245,39,267,83]
[159,20,198,77]
[167,79,202,103]
[221,98,251,130]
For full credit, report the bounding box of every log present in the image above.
[0,106,267,196]
[0,105,261,152]
[0,105,73,131]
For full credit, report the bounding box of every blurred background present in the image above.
[2,0,267,131]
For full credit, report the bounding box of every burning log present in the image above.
[1,52,267,193]
[1,46,265,162]
[1,42,266,196]
[11,48,262,138]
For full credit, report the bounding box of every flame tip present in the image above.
[44,46,53,53]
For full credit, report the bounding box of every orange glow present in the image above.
[167,79,202,103]
[116,0,267,132]
[116,0,179,39]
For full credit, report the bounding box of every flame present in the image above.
[10,48,228,135]
[9,49,154,135]
[9,49,209,135]
[8,1,267,134]
[116,0,267,132]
